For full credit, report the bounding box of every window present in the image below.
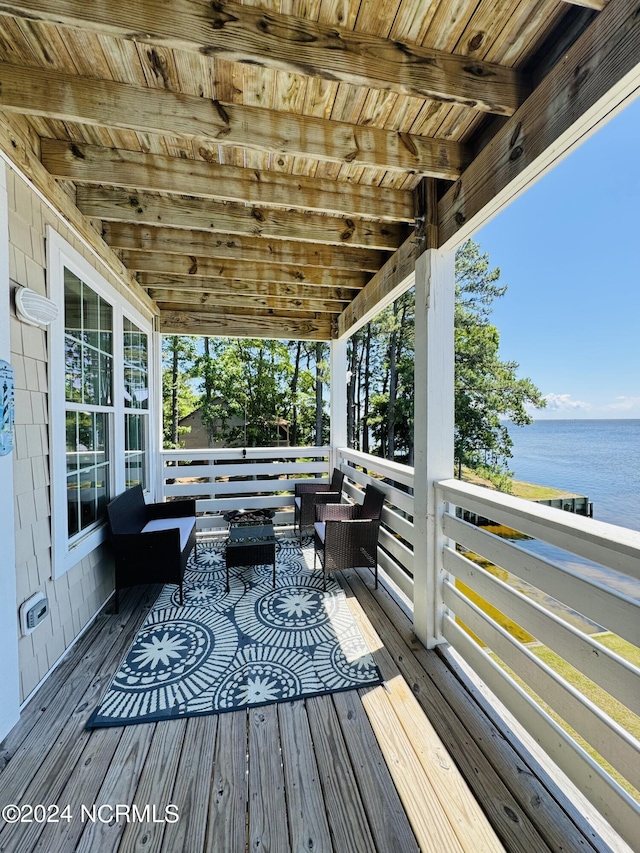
[123,317,149,489]
[64,270,113,539]
[49,230,154,576]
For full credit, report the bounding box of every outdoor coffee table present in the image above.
[225,521,276,592]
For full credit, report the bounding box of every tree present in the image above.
[454,240,546,479]
[347,239,545,480]
[162,336,198,447]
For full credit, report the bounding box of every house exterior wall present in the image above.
[5,162,155,704]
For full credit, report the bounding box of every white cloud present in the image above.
[604,396,640,412]
[542,393,592,411]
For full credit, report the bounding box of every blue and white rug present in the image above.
[87,537,382,727]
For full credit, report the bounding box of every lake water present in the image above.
[507,419,640,531]
[505,419,640,600]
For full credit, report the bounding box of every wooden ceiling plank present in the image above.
[0,0,525,115]
[338,232,417,337]
[560,0,606,10]
[40,138,415,221]
[0,111,157,315]
[102,222,385,271]
[159,310,333,341]
[150,288,346,314]
[75,185,408,250]
[0,60,468,176]
[437,0,640,248]
[136,273,359,302]
[123,250,370,288]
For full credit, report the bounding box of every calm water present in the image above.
[507,419,640,531]
[505,419,640,599]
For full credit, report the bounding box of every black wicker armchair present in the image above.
[294,467,345,543]
[313,483,385,590]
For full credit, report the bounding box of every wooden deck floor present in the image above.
[0,557,614,853]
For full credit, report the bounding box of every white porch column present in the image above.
[329,338,348,471]
[152,327,164,501]
[413,248,455,648]
[0,163,20,738]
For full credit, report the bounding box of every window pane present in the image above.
[64,270,113,406]
[124,318,148,410]
[67,473,80,538]
[82,284,99,348]
[66,411,110,539]
[125,413,147,489]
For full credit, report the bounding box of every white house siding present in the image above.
[6,163,155,704]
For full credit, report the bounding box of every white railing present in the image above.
[158,445,640,846]
[438,478,640,848]
[159,446,331,532]
[336,448,415,602]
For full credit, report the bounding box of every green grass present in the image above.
[461,466,584,501]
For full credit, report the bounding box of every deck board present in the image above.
[278,700,333,853]
[0,555,609,853]
[248,704,290,853]
[345,565,605,853]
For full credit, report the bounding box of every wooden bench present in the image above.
[106,485,197,611]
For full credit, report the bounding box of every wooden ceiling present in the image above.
[0,0,634,340]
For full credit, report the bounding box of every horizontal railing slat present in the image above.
[375,548,414,601]
[439,479,640,581]
[442,617,640,851]
[339,447,415,489]
[444,546,640,714]
[443,581,640,794]
[342,469,415,516]
[379,526,414,576]
[442,512,639,647]
[162,446,330,461]
[164,461,328,479]
[164,479,303,498]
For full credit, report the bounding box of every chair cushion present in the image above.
[142,517,194,551]
[294,496,301,508]
[314,521,325,543]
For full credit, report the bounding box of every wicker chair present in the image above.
[294,467,345,543]
[313,483,385,590]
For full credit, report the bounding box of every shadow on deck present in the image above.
[0,541,615,853]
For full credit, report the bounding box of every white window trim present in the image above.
[48,228,153,578]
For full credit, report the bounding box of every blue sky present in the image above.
[475,96,640,419]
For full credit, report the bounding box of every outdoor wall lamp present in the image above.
[14,286,59,327]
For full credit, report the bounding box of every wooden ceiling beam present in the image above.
[79,187,406,251]
[159,309,333,341]
[0,62,465,177]
[0,0,525,115]
[150,289,346,315]
[437,0,640,248]
[135,273,359,303]
[559,0,606,9]
[103,223,385,272]
[123,251,370,289]
[338,234,417,338]
[42,140,415,223]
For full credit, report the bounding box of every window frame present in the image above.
[48,229,154,578]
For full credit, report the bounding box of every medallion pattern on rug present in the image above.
[87,538,382,728]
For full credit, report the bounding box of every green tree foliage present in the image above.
[348,239,545,477]
[163,336,326,448]
[162,336,198,447]
[454,240,545,478]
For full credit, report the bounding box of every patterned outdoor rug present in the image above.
[87,536,382,728]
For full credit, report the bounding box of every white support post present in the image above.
[329,338,348,471]
[152,326,164,501]
[413,248,455,648]
[0,163,20,739]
